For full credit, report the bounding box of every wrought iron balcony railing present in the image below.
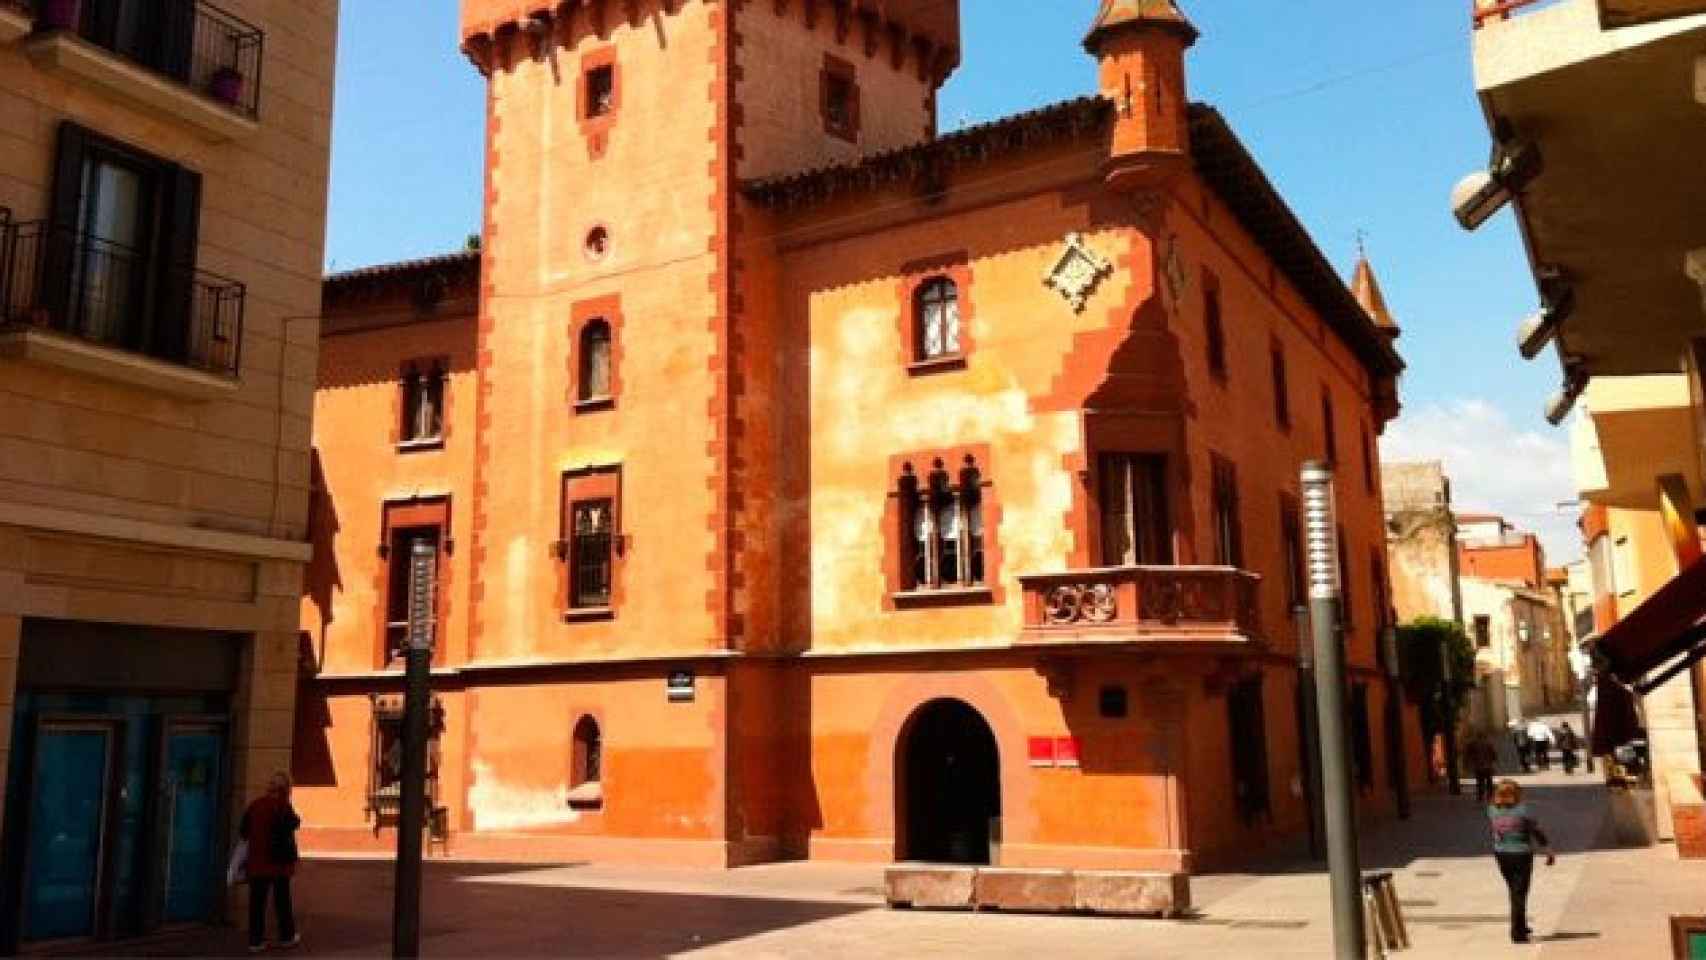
[0,218,245,378]
[29,0,264,118]
[1018,565,1263,647]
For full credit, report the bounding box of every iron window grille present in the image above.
[901,456,986,591]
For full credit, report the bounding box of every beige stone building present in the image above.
[1383,461,1464,626]
[0,1,337,947]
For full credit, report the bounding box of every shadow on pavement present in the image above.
[83,860,872,958]
[1197,775,1616,881]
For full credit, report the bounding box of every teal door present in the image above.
[22,723,114,942]
[160,724,225,924]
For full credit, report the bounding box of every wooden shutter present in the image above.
[153,163,202,362]
[41,122,91,325]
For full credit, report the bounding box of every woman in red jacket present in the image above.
[240,772,302,953]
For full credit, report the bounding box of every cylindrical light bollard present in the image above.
[1302,461,1366,960]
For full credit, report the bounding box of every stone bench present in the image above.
[885,864,1190,918]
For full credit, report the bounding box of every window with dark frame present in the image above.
[570,499,615,609]
[1350,683,1375,792]
[825,74,854,130]
[914,276,961,362]
[384,525,441,665]
[1271,341,1291,429]
[1337,525,1354,627]
[1211,454,1243,568]
[585,65,615,118]
[1371,549,1389,633]
[1362,425,1375,494]
[45,122,205,367]
[400,361,445,444]
[579,318,613,403]
[1474,614,1492,649]
[1228,676,1271,824]
[1205,285,1227,380]
[900,455,986,592]
[1099,453,1171,566]
[821,56,859,142]
[1279,493,1305,609]
[1322,387,1338,464]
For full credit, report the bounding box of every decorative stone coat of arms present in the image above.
[1042,233,1114,312]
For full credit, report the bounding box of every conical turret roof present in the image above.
[1352,255,1400,337]
[1084,0,1200,52]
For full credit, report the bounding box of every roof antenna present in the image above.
[1355,228,1369,261]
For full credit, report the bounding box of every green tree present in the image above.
[1398,616,1476,739]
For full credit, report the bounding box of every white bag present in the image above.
[226,839,249,886]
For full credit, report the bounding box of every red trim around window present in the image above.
[557,465,623,620]
[375,496,452,668]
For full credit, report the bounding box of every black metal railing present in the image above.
[0,218,245,378]
[31,0,264,119]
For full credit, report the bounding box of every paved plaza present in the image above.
[102,764,1701,959]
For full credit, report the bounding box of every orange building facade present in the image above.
[296,0,1423,874]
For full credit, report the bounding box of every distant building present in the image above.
[1383,461,1464,625]
[1383,463,1571,727]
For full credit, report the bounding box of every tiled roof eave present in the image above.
[1186,104,1405,379]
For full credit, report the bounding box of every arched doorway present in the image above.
[896,698,1001,864]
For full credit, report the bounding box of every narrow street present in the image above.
[111,753,1700,958]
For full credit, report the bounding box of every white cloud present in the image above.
[1381,399,1582,564]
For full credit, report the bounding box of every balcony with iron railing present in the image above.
[0,216,245,394]
[1016,566,1263,650]
[16,0,264,140]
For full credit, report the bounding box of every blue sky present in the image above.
[324,2,1580,560]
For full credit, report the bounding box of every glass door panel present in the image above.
[74,157,149,347]
[22,723,114,942]
[159,723,225,924]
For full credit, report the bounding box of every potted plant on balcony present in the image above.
[39,0,80,30]
[210,66,245,106]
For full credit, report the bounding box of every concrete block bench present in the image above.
[885,864,1189,918]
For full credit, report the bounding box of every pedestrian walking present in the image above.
[1557,722,1580,775]
[240,772,302,953]
[1488,779,1555,944]
[1509,721,1532,773]
[1526,719,1556,771]
[1468,735,1498,804]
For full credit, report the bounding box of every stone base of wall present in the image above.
[299,826,739,868]
[884,864,1189,918]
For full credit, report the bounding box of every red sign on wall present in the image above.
[1028,736,1083,768]
[1028,737,1056,767]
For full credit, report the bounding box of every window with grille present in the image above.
[570,499,614,609]
[914,277,961,362]
[1211,454,1242,568]
[821,54,859,142]
[383,525,440,665]
[1099,453,1171,566]
[900,456,986,591]
[400,361,445,444]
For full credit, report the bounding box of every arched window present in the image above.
[568,715,603,810]
[579,319,612,402]
[914,277,960,361]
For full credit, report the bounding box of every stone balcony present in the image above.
[1016,565,1262,651]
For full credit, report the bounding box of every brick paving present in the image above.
[97,759,1701,958]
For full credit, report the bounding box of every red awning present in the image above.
[1593,554,1706,685]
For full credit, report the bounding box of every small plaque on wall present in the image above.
[667,669,695,703]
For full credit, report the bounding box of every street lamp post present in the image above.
[392,541,436,958]
[1302,461,1365,960]
[1296,604,1325,860]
